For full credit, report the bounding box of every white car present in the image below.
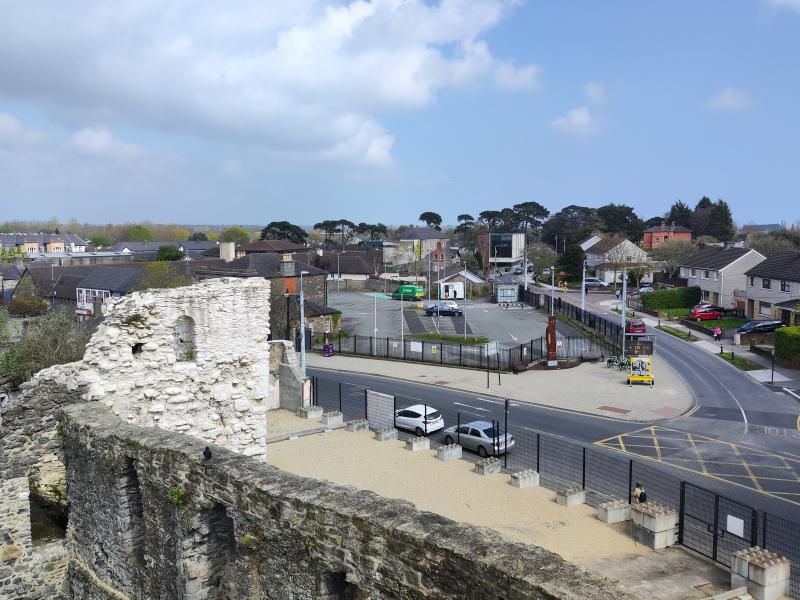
[631,286,654,295]
[584,277,609,288]
[394,404,445,436]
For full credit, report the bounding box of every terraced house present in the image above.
[743,250,800,325]
[678,245,765,308]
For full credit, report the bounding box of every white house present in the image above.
[679,246,765,308]
[583,236,651,284]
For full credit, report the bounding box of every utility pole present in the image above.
[621,267,628,358]
[463,261,468,339]
[337,252,340,301]
[581,260,586,313]
[299,270,309,376]
[400,292,404,345]
[550,266,555,315]
[374,292,378,338]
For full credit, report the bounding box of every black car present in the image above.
[425,301,463,316]
[736,320,784,334]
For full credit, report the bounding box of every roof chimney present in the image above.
[281,253,295,277]
[219,241,235,262]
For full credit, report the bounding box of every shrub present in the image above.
[167,486,187,506]
[7,295,48,317]
[775,326,800,360]
[640,287,701,311]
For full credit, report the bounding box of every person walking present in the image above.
[713,325,722,342]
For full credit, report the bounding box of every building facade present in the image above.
[679,246,765,308]
[743,251,800,324]
[642,223,692,249]
[477,232,525,272]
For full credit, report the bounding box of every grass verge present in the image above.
[689,318,749,330]
[411,333,489,345]
[717,351,763,371]
[656,325,699,342]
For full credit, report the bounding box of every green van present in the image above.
[391,285,424,300]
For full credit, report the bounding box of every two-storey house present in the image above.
[743,251,800,325]
[678,246,765,308]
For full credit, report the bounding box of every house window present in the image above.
[759,302,772,317]
[703,270,710,279]
[780,281,791,293]
[749,276,755,287]
[762,279,771,290]
[702,290,710,301]
[690,268,696,277]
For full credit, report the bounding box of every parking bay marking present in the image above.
[452,402,489,412]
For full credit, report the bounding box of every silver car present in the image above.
[442,420,515,457]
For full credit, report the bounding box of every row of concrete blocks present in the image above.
[731,547,791,600]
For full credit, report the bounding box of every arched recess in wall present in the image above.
[174,315,196,362]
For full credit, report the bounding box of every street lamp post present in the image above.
[299,270,309,376]
[463,261,468,339]
[337,252,340,301]
[621,267,628,358]
[581,260,586,314]
[550,266,555,315]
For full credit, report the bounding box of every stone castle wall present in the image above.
[61,403,641,600]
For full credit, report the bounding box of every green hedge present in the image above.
[640,287,701,310]
[775,326,800,360]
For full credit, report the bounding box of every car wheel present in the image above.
[444,435,454,445]
[414,427,424,437]
[477,445,489,458]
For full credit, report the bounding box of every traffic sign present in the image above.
[628,339,654,356]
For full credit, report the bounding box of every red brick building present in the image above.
[642,222,692,249]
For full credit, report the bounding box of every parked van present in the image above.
[391,285,424,300]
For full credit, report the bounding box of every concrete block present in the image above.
[733,547,757,578]
[373,426,398,442]
[473,457,501,476]
[598,499,631,524]
[437,444,462,461]
[555,487,586,507]
[297,405,323,419]
[632,523,677,550]
[510,469,539,488]
[746,580,789,600]
[747,551,790,587]
[630,501,677,533]
[730,574,748,591]
[321,411,343,427]
[405,437,430,452]
[345,419,368,432]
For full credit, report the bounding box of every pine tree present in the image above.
[706,200,736,241]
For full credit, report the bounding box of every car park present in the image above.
[690,305,722,321]
[735,320,785,334]
[425,301,463,316]
[584,277,609,288]
[442,420,515,457]
[394,405,445,436]
[625,319,647,334]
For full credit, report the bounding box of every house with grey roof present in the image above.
[0,232,87,254]
[679,245,765,309]
[75,265,147,318]
[743,251,800,324]
[109,240,218,260]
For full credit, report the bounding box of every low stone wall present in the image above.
[62,403,641,600]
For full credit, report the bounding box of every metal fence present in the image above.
[313,333,608,371]
[309,374,800,597]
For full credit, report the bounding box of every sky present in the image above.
[0,0,798,228]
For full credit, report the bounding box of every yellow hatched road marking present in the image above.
[650,427,662,461]
[729,443,763,492]
[778,457,800,482]
[617,435,626,453]
[686,433,707,474]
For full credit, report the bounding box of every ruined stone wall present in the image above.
[62,403,641,600]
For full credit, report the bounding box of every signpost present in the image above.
[485,341,499,388]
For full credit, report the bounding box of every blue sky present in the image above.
[0,1,797,227]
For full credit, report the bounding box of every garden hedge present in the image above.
[6,295,48,317]
[775,326,800,360]
[640,286,701,310]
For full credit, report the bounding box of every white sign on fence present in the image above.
[409,341,423,353]
[485,341,498,357]
[366,390,394,430]
[726,515,745,538]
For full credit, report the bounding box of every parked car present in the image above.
[625,319,647,334]
[394,404,445,436]
[630,286,654,295]
[692,302,724,311]
[442,420,515,457]
[425,301,463,316]
[512,265,523,275]
[391,285,424,300]
[690,305,722,321]
[735,320,785,334]
[584,277,609,288]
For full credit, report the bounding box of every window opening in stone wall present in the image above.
[182,504,235,599]
[29,477,67,546]
[319,572,361,600]
[174,315,196,362]
[121,458,145,565]
[131,343,144,355]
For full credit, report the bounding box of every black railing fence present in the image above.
[309,374,800,597]
[313,333,607,371]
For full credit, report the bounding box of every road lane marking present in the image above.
[686,433,708,474]
[617,435,626,452]
[783,387,800,402]
[452,402,489,412]
[650,427,662,461]
[729,443,763,491]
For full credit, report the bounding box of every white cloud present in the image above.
[0,112,46,145]
[550,106,595,135]
[0,1,537,167]
[767,0,800,13]
[708,87,752,111]
[69,126,144,159]
[221,159,245,176]
[583,82,606,104]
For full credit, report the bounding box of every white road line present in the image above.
[784,388,800,402]
[453,402,489,412]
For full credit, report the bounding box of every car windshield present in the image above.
[481,426,500,437]
[426,410,441,420]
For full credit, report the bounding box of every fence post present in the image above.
[370,336,373,357]
[504,398,509,469]
[678,481,686,545]
[762,512,768,549]
[582,447,586,489]
[364,388,368,420]
[424,403,428,436]
[459,344,463,366]
[457,412,460,445]
[750,508,758,548]
[627,460,633,504]
[338,382,342,413]
[386,337,389,359]
[712,494,720,562]
[441,345,443,365]
[393,396,397,429]
[536,433,540,473]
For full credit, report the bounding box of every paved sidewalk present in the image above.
[308,352,694,422]
[598,299,798,385]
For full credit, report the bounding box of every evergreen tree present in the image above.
[706,200,736,241]
[667,201,692,228]
[557,244,586,279]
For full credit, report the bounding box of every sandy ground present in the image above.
[308,353,693,421]
[267,409,321,438]
[268,427,649,564]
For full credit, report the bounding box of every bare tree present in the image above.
[650,239,695,277]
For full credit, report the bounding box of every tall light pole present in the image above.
[550,266,555,315]
[581,259,586,313]
[463,261,468,339]
[336,252,340,301]
[299,270,309,376]
[373,292,378,338]
[621,267,628,358]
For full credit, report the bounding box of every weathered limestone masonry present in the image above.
[62,403,642,600]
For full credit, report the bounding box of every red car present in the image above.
[625,319,647,334]
[690,306,722,321]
